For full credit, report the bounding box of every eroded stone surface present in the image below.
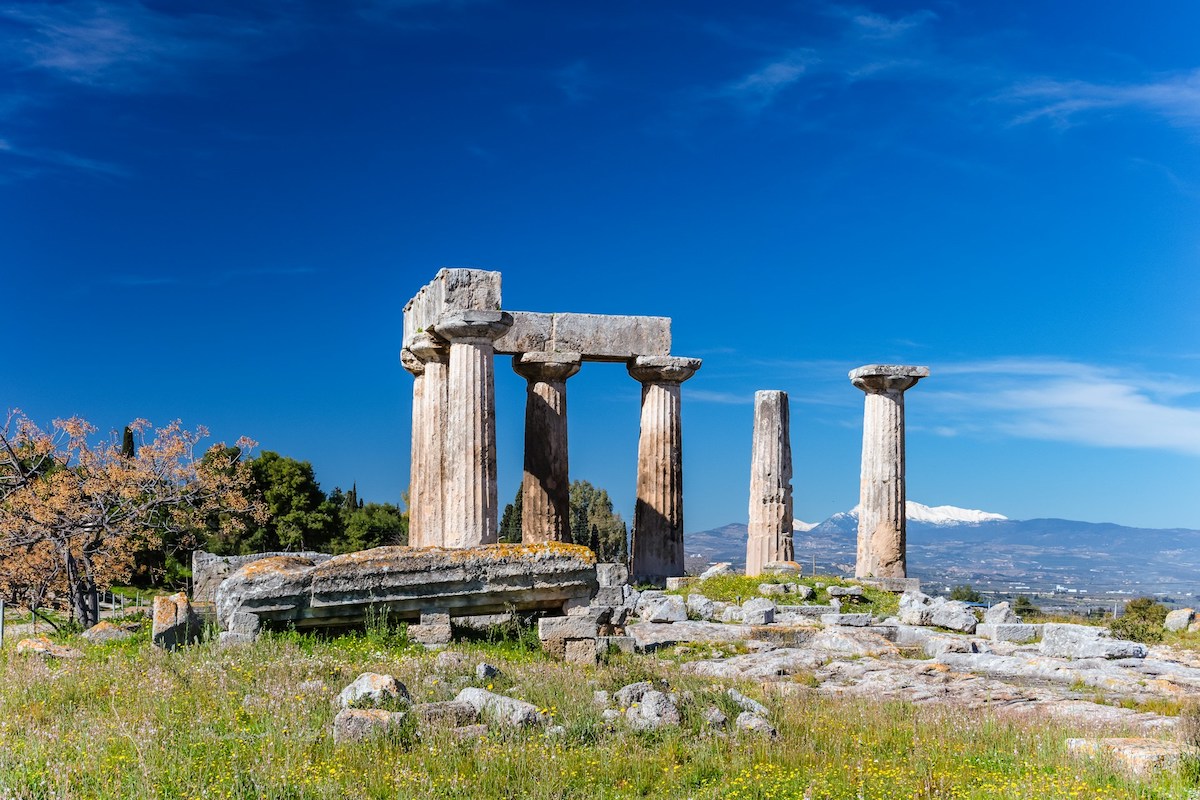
[746,391,793,577]
[216,543,597,636]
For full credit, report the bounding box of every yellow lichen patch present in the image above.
[239,556,316,577]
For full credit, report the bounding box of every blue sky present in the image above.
[3,1,1198,532]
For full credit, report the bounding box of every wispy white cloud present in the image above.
[0,136,127,177]
[688,390,753,405]
[721,52,812,111]
[926,358,1200,456]
[1004,69,1200,131]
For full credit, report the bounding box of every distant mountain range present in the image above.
[688,502,1200,600]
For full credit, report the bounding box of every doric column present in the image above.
[627,355,702,584]
[431,310,513,548]
[407,333,451,548]
[746,390,794,576]
[400,347,426,546]
[850,364,929,579]
[512,352,582,544]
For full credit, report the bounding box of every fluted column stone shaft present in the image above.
[433,311,514,548]
[400,348,426,546]
[407,333,450,548]
[513,353,582,544]
[850,364,929,579]
[746,390,794,576]
[628,356,701,584]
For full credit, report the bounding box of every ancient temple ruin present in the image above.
[400,269,701,584]
[745,390,794,576]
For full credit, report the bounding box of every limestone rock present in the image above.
[726,688,769,716]
[702,707,728,729]
[1165,608,1195,632]
[626,621,756,652]
[741,598,776,625]
[152,592,202,650]
[977,623,1040,643]
[699,562,731,579]
[642,595,687,623]
[333,708,408,744]
[1039,623,1148,660]
[735,711,778,738]
[596,562,629,587]
[820,614,872,627]
[81,621,136,644]
[625,690,680,730]
[435,651,469,671]
[1066,737,1190,778]
[808,627,899,658]
[412,700,479,728]
[898,591,934,626]
[721,606,744,624]
[614,681,653,709]
[762,562,801,576]
[455,687,544,727]
[592,690,610,708]
[337,673,409,709]
[215,543,597,637]
[475,662,500,680]
[564,638,599,665]
[450,724,489,741]
[680,648,827,681]
[15,636,82,659]
[686,594,718,621]
[983,601,1020,624]
[827,586,864,599]
[930,601,977,634]
[191,549,331,603]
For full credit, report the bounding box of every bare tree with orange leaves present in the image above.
[0,411,264,628]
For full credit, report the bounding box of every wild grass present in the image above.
[670,574,900,617]
[0,621,1187,799]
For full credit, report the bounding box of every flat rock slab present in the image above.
[1067,737,1190,778]
[626,621,757,652]
[216,543,597,635]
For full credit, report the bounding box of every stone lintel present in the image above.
[494,311,672,361]
[431,310,514,343]
[403,269,502,347]
[513,352,582,382]
[628,355,702,384]
[850,364,929,393]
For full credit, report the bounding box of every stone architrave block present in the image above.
[664,577,693,591]
[990,623,1040,643]
[591,586,625,607]
[539,616,599,659]
[493,312,671,361]
[192,550,331,604]
[596,563,629,587]
[564,638,600,665]
[827,586,864,598]
[642,595,687,623]
[153,592,202,650]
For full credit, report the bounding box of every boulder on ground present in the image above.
[455,687,544,727]
[81,620,136,644]
[152,592,202,650]
[741,598,776,625]
[412,700,479,728]
[984,601,1020,624]
[16,636,82,659]
[625,690,680,730]
[930,601,977,634]
[1164,608,1194,632]
[1039,623,1148,660]
[735,711,778,738]
[1066,737,1189,778]
[614,681,653,708]
[642,595,687,623]
[333,708,407,744]
[898,591,935,626]
[699,562,731,579]
[337,672,409,709]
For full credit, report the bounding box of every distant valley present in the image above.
[686,502,1200,606]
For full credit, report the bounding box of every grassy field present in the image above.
[0,617,1191,799]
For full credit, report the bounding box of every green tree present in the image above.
[1012,595,1039,617]
[336,502,408,553]
[569,480,627,563]
[950,584,982,603]
[120,426,135,459]
[499,485,523,543]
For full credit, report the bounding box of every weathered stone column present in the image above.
[513,352,582,544]
[850,364,929,579]
[746,390,794,576]
[432,311,513,548]
[627,355,702,584]
[406,333,451,548]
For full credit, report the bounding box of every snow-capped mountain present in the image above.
[793,519,818,532]
[843,501,1007,525]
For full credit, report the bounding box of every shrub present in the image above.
[1110,596,1169,644]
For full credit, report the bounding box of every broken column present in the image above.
[627,355,701,584]
[746,390,794,576]
[432,310,514,547]
[406,332,451,547]
[849,364,929,579]
[513,352,582,543]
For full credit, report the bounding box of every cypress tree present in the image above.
[121,426,135,459]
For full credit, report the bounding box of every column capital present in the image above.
[627,355,702,385]
[849,364,929,394]
[513,352,582,383]
[409,331,450,364]
[432,310,514,344]
[400,348,425,376]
